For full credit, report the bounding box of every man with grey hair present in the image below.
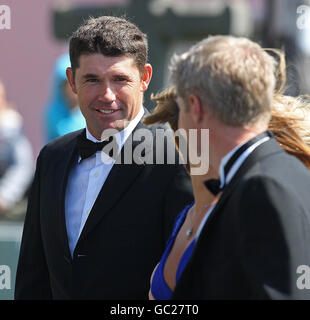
[169,35,310,299]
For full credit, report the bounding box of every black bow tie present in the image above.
[204,179,221,196]
[77,132,116,160]
[204,130,274,196]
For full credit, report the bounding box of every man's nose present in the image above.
[99,85,116,102]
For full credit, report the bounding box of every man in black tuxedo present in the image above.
[15,16,193,299]
[169,36,310,299]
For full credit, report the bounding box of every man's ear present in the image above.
[188,94,204,126]
[141,63,152,92]
[66,67,77,94]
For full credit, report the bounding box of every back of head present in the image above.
[170,35,276,126]
[69,16,148,76]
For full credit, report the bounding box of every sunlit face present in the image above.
[66,54,152,139]
[176,96,192,132]
[176,95,205,171]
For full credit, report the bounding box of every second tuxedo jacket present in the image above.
[173,138,310,300]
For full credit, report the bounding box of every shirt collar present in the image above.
[218,135,270,188]
[79,106,145,163]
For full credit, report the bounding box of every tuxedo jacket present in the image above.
[173,137,310,300]
[15,121,193,300]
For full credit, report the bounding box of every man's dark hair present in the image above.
[69,16,148,76]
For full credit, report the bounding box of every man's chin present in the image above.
[97,119,130,136]
[107,119,130,131]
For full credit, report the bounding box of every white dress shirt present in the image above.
[195,135,270,239]
[65,107,145,256]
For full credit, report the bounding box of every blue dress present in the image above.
[150,203,195,300]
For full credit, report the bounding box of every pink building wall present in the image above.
[0,0,127,157]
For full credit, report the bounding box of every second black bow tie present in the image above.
[204,130,274,196]
[77,133,116,160]
[204,179,222,196]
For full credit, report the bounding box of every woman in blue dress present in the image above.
[144,87,220,299]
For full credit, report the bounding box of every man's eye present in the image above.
[86,79,99,83]
[114,76,127,82]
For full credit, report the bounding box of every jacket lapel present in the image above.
[56,131,81,260]
[77,122,149,243]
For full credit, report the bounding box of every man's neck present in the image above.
[190,165,218,213]
[210,122,269,174]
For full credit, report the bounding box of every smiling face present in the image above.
[66,54,152,140]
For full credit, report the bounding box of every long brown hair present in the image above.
[270,95,310,168]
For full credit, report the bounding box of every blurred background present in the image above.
[1,0,310,299]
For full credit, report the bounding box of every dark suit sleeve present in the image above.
[238,176,310,299]
[15,148,52,299]
[162,165,193,242]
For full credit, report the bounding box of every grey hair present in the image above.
[170,35,277,126]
